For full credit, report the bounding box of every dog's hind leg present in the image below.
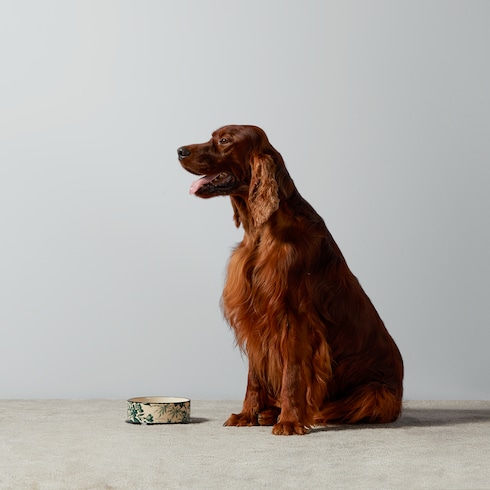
[315,383,402,425]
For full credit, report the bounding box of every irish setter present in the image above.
[178,125,403,435]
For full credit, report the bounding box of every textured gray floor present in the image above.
[1,400,489,489]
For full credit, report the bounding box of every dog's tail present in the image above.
[315,383,402,425]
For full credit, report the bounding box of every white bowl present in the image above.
[127,396,190,424]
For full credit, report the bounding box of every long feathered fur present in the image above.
[179,125,403,435]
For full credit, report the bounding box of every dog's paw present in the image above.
[257,408,280,426]
[272,421,310,435]
[223,412,258,427]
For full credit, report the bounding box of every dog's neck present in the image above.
[230,195,254,233]
[230,186,305,238]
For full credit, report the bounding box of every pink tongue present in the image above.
[189,174,220,194]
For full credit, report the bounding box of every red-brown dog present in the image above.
[178,125,403,435]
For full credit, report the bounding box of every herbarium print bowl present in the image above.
[126,397,191,424]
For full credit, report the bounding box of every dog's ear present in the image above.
[248,153,279,227]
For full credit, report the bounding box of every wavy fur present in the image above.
[178,125,404,435]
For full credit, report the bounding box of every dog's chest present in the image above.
[223,237,294,320]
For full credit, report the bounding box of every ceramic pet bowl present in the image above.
[126,397,191,424]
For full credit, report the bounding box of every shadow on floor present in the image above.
[190,417,210,424]
[311,407,490,432]
[394,407,490,427]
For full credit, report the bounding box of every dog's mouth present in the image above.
[189,172,236,196]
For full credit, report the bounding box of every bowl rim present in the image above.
[127,396,190,405]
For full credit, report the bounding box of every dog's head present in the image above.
[178,125,293,227]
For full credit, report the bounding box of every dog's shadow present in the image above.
[394,407,490,428]
[311,406,490,432]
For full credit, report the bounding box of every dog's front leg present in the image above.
[272,337,311,435]
[223,366,264,427]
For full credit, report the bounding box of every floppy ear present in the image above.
[248,153,279,227]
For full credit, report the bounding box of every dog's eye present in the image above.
[218,138,229,145]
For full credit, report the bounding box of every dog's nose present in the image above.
[177,146,191,160]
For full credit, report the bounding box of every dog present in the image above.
[178,125,403,435]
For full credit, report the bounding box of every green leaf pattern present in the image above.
[127,401,190,424]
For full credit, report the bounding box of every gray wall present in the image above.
[1,0,489,400]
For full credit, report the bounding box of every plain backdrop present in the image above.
[1,0,489,401]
